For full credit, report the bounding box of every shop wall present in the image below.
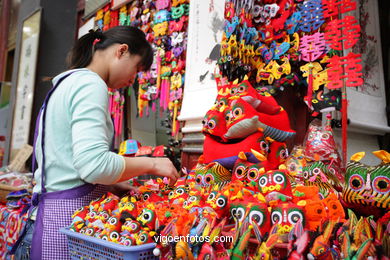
[129,90,157,147]
[0,0,11,81]
[343,0,390,165]
[378,0,390,153]
[5,0,78,164]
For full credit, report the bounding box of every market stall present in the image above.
[1,0,389,259]
[59,0,389,259]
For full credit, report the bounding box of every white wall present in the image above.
[0,105,9,137]
[334,130,382,166]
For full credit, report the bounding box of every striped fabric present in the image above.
[343,161,390,209]
[264,126,295,142]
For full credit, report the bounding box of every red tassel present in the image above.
[305,63,314,109]
[164,80,170,111]
[307,72,313,107]
[160,79,166,110]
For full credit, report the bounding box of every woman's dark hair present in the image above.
[67,26,153,71]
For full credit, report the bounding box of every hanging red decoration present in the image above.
[322,0,357,18]
[326,52,363,89]
[325,16,361,51]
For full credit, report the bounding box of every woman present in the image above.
[13,26,179,259]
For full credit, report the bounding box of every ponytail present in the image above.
[66,29,103,69]
[67,26,153,71]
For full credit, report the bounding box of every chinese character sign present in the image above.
[300,32,327,62]
[325,16,360,51]
[322,0,357,18]
[327,52,363,89]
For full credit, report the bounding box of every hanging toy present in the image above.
[285,11,301,34]
[110,90,125,137]
[155,0,170,10]
[119,5,129,26]
[140,8,152,33]
[129,1,141,27]
[299,0,325,32]
[159,64,172,112]
[110,9,119,28]
[299,33,327,108]
[102,5,111,31]
[95,9,104,30]
[311,89,341,116]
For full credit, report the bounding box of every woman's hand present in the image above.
[107,181,137,197]
[149,158,180,186]
[119,156,180,185]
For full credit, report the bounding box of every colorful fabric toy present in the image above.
[343,151,390,212]
[302,161,341,190]
[270,201,305,234]
[203,132,269,163]
[134,229,156,245]
[137,207,157,230]
[118,196,138,220]
[231,152,250,182]
[311,89,342,115]
[194,162,232,187]
[322,193,345,221]
[244,162,265,192]
[302,162,339,199]
[202,109,228,143]
[71,206,89,224]
[168,184,190,205]
[303,119,341,162]
[231,152,258,185]
[266,138,289,168]
[118,234,136,246]
[98,193,119,213]
[308,220,339,259]
[118,139,141,156]
[254,233,280,260]
[104,213,123,237]
[183,189,206,211]
[285,146,307,180]
[121,219,141,234]
[232,79,281,115]
[205,181,244,219]
[258,169,293,203]
[224,97,295,141]
[230,196,270,236]
[303,199,326,231]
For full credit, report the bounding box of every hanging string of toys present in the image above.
[94,0,190,141]
[218,0,363,164]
